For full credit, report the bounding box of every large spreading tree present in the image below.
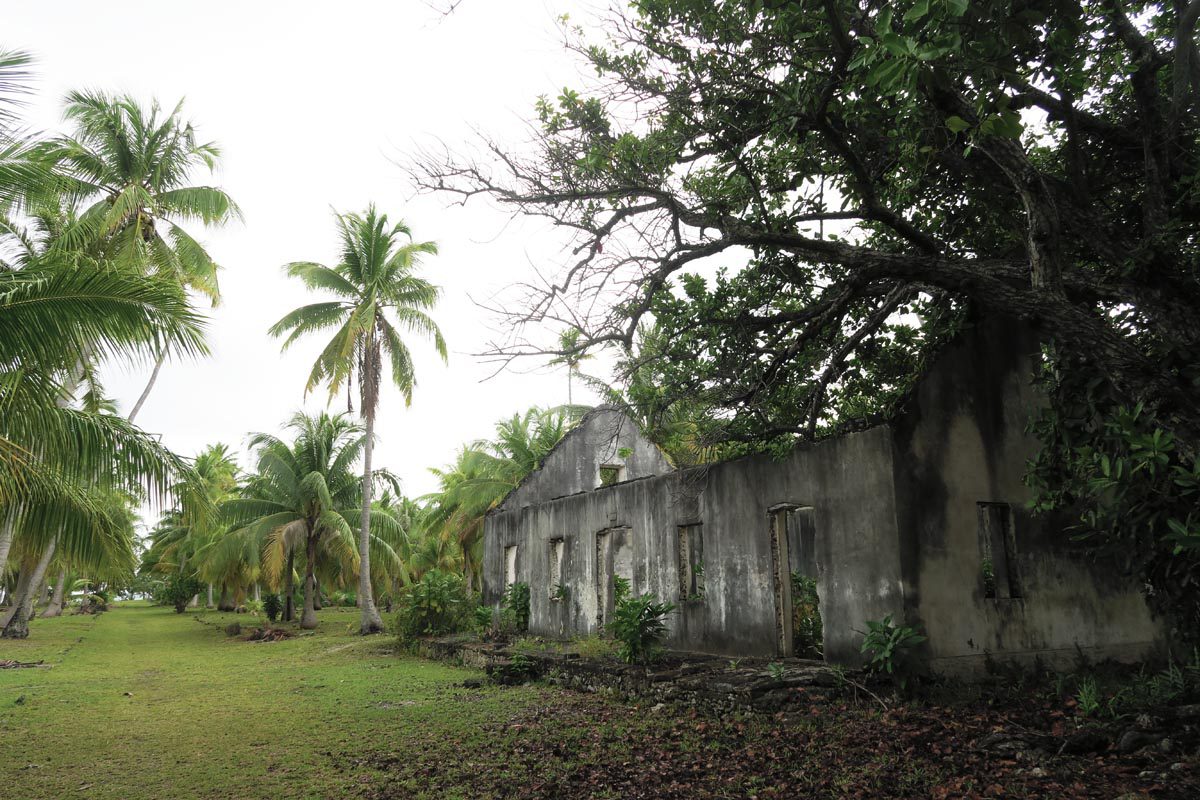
[412,1,1200,637]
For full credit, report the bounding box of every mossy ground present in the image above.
[1,603,1197,799]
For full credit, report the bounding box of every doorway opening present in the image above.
[769,505,823,659]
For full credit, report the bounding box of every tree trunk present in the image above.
[0,512,16,578]
[253,582,261,602]
[39,567,67,618]
[2,538,56,639]
[206,583,214,609]
[0,567,32,628]
[284,547,296,622]
[217,583,235,612]
[301,532,319,630]
[313,579,323,610]
[32,574,49,613]
[127,349,167,424]
[357,406,385,635]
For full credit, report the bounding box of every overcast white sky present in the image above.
[7,0,612,506]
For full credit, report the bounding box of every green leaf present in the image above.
[904,0,930,23]
[945,115,970,133]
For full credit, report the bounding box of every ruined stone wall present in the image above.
[891,315,1164,672]
[484,424,906,662]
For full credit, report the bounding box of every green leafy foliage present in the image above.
[501,581,531,633]
[859,615,926,677]
[394,570,471,639]
[262,593,281,623]
[157,574,203,614]
[791,572,823,659]
[1029,386,1200,640]
[607,592,675,665]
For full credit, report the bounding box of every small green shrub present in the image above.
[491,652,539,684]
[473,604,494,630]
[395,570,471,639]
[159,575,204,614]
[612,575,631,605]
[608,592,675,664]
[767,662,786,681]
[550,583,569,602]
[262,593,282,623]
[1076,676,1101,716]
[859,615,926,677]
[501,581,531,633]
[329,590,357,607]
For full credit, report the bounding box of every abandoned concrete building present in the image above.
[481,316,1164,672]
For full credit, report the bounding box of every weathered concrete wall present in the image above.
[483,317,1165,671]
[498,407,673,512]
[484,422,906,662]
[891,315,1164,672]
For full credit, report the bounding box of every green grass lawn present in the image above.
[0,602,537,800]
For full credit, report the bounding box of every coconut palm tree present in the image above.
[43,90,240,421]
[420,408,568,592]
[221,412,405,630]
[550,327,592,411]
[269,206,446,634]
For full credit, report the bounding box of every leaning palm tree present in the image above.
[269,206,446,634]
[43,90,240,421]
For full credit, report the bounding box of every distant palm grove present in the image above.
[0,46,572,638]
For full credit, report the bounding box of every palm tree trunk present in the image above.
[127,348,167,423]
[218,583,235,612]
[3,538,56,638]
[39,567,68,618]
[313,579,322,610]
[284,547,296,622]
[253,582,261,602]
[0,511,16,577]
[32,573,50,612]
[206,583,214,608]
[0,567,33,627]
[357,405,385,635]
[301,532,319,630]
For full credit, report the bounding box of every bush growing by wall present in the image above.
[395,570,471,639]
[501,581,531,633]
[608,592,675,664]
[859,615,926,687]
